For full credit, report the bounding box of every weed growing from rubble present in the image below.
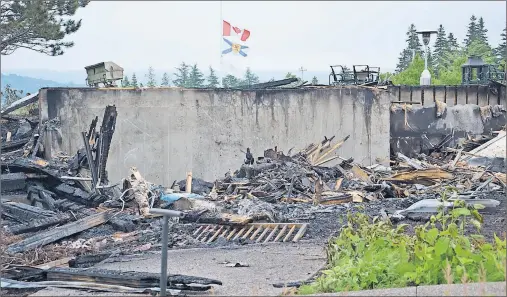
[297,198,506,294]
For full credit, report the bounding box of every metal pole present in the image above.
[160,215,169,297]
[424,45,428,70]
[149,208,184,297]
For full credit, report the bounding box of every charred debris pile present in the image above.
[1,105,505,294]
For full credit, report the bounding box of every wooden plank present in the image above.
[45,267,222,288]
[314,135,350,164]
[195,225,211,241]
[232,226,247,240]
[264,225,279,243]
[256,227,271,243]
[6,212,111,254]
[250,226,263,240]
[274,225,288,242]
[226,228,238,240]
[242,225,255,239]
[207,226,224,243]
[35,257,73,270]
[201,226,216,243]
[284,225,297,242]
[186,172,193,193]
[292,224,308,242]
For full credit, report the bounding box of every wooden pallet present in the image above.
[193,223,308,244]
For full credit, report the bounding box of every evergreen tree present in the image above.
[161,72,170,86]
[464,15,479,48]
[222,75,241,88]
[1,84,24,105]
[392,54,432,85]
[131,73,138,88]
[396,24,423,72]
[432,25,449,72]
[206,67,220,88]
[425,50,434,72]
[139,82,144,88]
[447,33,460,52]
[173,62,190,87]
[1,0,90,56]
[495,28,506,65]
[467,39,494,64]
[188,64,205,88]
[242,68,259,86]
[146,66,157,87]
[311,76,319,85]
[122,75,131,87]
[477,17,489,46]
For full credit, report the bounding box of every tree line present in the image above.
[121,64,263,88]
[390,15,506,85]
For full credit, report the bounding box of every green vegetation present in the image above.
[1,0,90,56]
[388,15,506,86]
[298,195,506,294]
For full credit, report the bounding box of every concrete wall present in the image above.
[391,103,506,157]
[388,85,507,107]
[39,87,391,185]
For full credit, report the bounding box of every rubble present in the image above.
[1,102,505,295]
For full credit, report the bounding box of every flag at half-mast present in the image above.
[222,20,251,57]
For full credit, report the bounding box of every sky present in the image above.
[1,1,506,76]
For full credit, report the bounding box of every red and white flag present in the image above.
[223,20,250,42]
[221,20,251,76]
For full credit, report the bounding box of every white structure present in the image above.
[417,30,437,86]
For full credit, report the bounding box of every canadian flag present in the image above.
[223,20,250,42]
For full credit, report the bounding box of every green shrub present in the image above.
[298,199,506,294]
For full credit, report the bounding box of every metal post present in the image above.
[160,215,169,296]
[149,208,184,297]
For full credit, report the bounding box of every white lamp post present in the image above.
[416,30,437,86]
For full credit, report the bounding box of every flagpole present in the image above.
[220,0,223,59]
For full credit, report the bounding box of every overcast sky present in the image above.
[1,1,506,74]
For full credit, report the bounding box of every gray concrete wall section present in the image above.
[388,85,507,107]
[391,103,506,157]
[39,87,391,185]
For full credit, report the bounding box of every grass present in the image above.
[297,199,506,295]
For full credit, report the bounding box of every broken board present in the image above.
[192,223,308,244]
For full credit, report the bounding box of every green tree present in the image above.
[139,82,144,88]
[285,72,297,79]
[464,15,479,48]
[392,54,433,85]
[447,33,460,52]
[161,72,170,86]
[433,53,467,85]
[222,75,241,88]
[173,62,190,87]
[432,25,449,73]
[122,76,131,87]
[477,17,489,46]
[396,24,423,72]
[242,68,259,86]
[146,66,157,87]
[495,28,506,66]
[206,66,220,88]
[467,39,494,64]
[311,76,319,85]
[1,0,90,56]
[188,64,205,88]
[131,73,138,88]
[1,84,23,105]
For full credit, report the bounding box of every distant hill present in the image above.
[1,73,84,94]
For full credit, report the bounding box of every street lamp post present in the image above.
[416,30,437,86]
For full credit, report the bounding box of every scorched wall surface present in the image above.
[39,87,391,185]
